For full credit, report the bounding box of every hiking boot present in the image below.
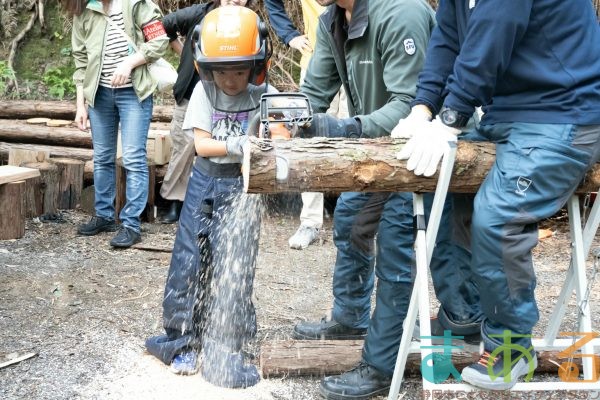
[461,347,537,390]
[160,201,182,224]
[413,317,482,345]
[320,361,392,400]
[170,351,199,375]
[201,340,260,388]
[414,306,482,345]
[110,226,141,248]
[77,216,117,236]
[293,317,367,340]
[289,225,319,249]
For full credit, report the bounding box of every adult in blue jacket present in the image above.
[394,0,600,390]
[282,0,480,399]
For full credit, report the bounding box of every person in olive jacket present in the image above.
[68,0,169,248]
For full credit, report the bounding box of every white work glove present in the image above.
[390,105,432,139]
[396,117,460,177]
[225,135,248,157]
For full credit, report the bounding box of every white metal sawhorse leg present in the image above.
[388,144,600,399]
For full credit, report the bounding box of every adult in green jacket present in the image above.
[289,0,439,399]
[66,0,169,247]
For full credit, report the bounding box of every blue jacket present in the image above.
[415,0,600,125]
[264,0,301,45]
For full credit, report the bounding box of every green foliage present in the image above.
[0,61,16,95]
[42,66,75,100]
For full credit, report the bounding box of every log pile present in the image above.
[0,102,173,181]
[0,100,173,122]
[0,101,173,231]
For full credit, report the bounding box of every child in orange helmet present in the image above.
[146,6,275,388]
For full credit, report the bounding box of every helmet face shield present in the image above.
[193,6,271,85]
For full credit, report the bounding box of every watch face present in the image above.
[442,109,457,125]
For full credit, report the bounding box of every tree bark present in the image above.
[0,100,173,122]
[243,138,600,194]
[0,120,171,148]
[21,162,60,216]
[50,158,85,209]
[0,181,26,240]
[260,340,592,378]
[23,175,43,218]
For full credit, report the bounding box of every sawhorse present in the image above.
[388,144,600,399]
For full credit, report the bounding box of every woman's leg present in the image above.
[115,88,152,233]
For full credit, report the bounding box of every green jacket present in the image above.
[72,0,169,106]
[301,0,435,137]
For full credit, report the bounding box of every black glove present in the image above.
[299,113,362,138]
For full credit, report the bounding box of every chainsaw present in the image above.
[248,92,313,139]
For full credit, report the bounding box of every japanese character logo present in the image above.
[404,38,416,56]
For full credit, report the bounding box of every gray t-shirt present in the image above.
[183,81,277,164]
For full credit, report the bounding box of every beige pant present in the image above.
[159,99,196,201]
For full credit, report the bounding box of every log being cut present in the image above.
[242,137,600,194]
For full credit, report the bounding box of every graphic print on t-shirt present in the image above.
[211,111,249,141]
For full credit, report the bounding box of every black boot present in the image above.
[160,201,182,224]
[293,317,367,340]
[320,361,392,400]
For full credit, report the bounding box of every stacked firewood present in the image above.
[0,100,173,181]
[0,100,174,229]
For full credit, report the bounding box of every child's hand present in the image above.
[225,135,248,157]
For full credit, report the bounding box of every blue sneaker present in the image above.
[170,351,199,375]
[462,347,537,390]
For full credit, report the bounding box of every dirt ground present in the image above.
[1,198,599,400]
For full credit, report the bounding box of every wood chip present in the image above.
[46,119,74,127]
[26,117,51,124]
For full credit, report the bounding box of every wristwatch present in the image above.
[439,107,469,128]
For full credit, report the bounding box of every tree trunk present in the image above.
[0,120,171,148]
[8,148,49,166]
[0,142,93,162]
[259,340,591,378]
[23,175,43,218]
[50,158,85,209]
[243,138,600,194]
[21,162,60,216]
[0,100,173,122]
[0,181,26,240]
[0,119,92,147]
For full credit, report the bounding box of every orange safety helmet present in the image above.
[192,6,272,85]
